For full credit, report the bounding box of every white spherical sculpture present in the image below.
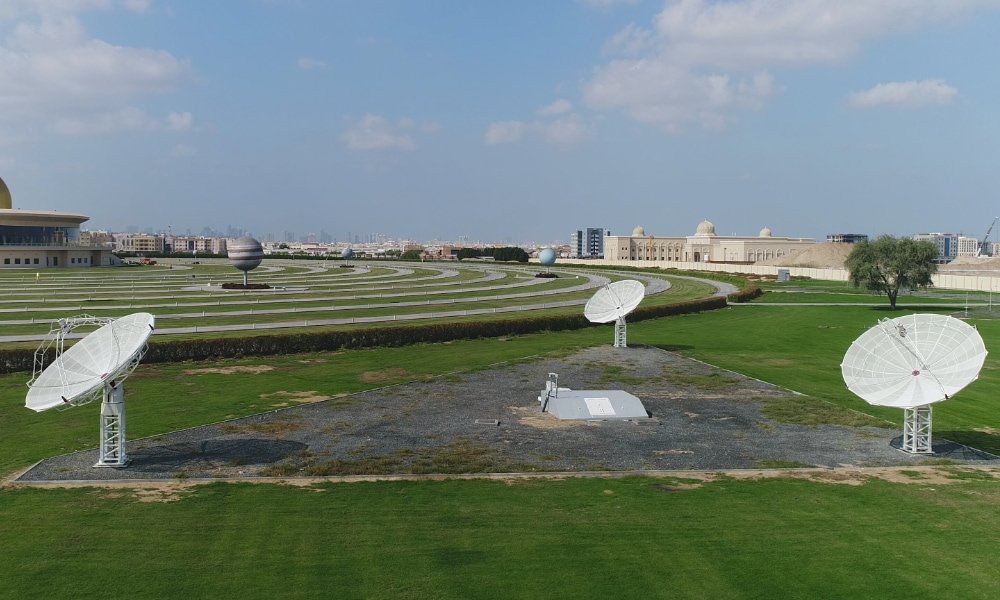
[539,248,556,267]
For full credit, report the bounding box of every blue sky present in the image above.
[2,0,1000,245]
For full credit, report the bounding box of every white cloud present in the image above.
[167,111,193,131]
[538,116,587,144]
[602,23,653,57]
[484,121,526,144]
[487,98,590,146]
[0,4,191,136]
[296,57,326,70]
[536,99,573,117]
[848,79,958,109]
[342,114,416,150]
[0,1,113,20]
[47,107,193,135]
[121,0,152,13]
[50,106,155,135]
[485,115,589,145]
[583,0,997,132]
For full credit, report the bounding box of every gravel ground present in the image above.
[18,346,998,482]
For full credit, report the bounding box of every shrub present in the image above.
[727,282,762,303]
[0,296,727,373]
[221,283,272,290]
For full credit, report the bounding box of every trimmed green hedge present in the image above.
[727,282,762,303]
[0,296,726,374]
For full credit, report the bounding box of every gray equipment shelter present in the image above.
[539,373,649,421]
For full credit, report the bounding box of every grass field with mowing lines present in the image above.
[2,269,999,599]
[1,476,998,599]
[0,261,711,340]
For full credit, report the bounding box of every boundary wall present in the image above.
[549,259,1000,293]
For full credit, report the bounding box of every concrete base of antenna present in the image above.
[538,373,649,421]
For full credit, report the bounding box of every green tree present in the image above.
[400,249,423,260]
[845,235,938,309]
[490,246,529,262]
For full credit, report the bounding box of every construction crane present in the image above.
[978,216,998,257]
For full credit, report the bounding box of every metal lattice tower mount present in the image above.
[98,384,127,466]
[614,317,627,348]
[902,405,933,454]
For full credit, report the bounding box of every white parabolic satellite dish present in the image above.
[585,280,645,348]
[841,313,987,409]
[26,312,155,412]
[584,280,645,324]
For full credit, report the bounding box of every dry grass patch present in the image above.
[358,368,411,383]
[184,365,275,375]
[651,481,704,493]
[758,358,798,367]
[260,390,330,404]
[509,406,584,429]
[134,485,192,503]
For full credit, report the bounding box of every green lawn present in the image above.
[1,476,998,599]
[630,304,1000,453]
[3,299,998,474]
[754,290,975,305]
[2,276,999,599]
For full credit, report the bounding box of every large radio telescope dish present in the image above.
[26,312,155,467]
[584,280,645,348]
[841,313,987,453]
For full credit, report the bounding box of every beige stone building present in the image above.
[115,234,165,254]
[0,175,115,268]
[604,220,816,263]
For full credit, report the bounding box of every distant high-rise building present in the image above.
[913,233,960,263]
[957,236,980,257]
[570,228,609,258]
[826,233,868,244]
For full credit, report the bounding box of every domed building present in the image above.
[604,220,815,263]
[0,175,114,268]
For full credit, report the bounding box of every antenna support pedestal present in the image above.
[96,384,128,467]
[902,405,933,454]
[614,317,627,348]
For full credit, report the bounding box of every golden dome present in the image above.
[0,176,11,210]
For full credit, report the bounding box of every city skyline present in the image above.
[2,1,1000,242]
